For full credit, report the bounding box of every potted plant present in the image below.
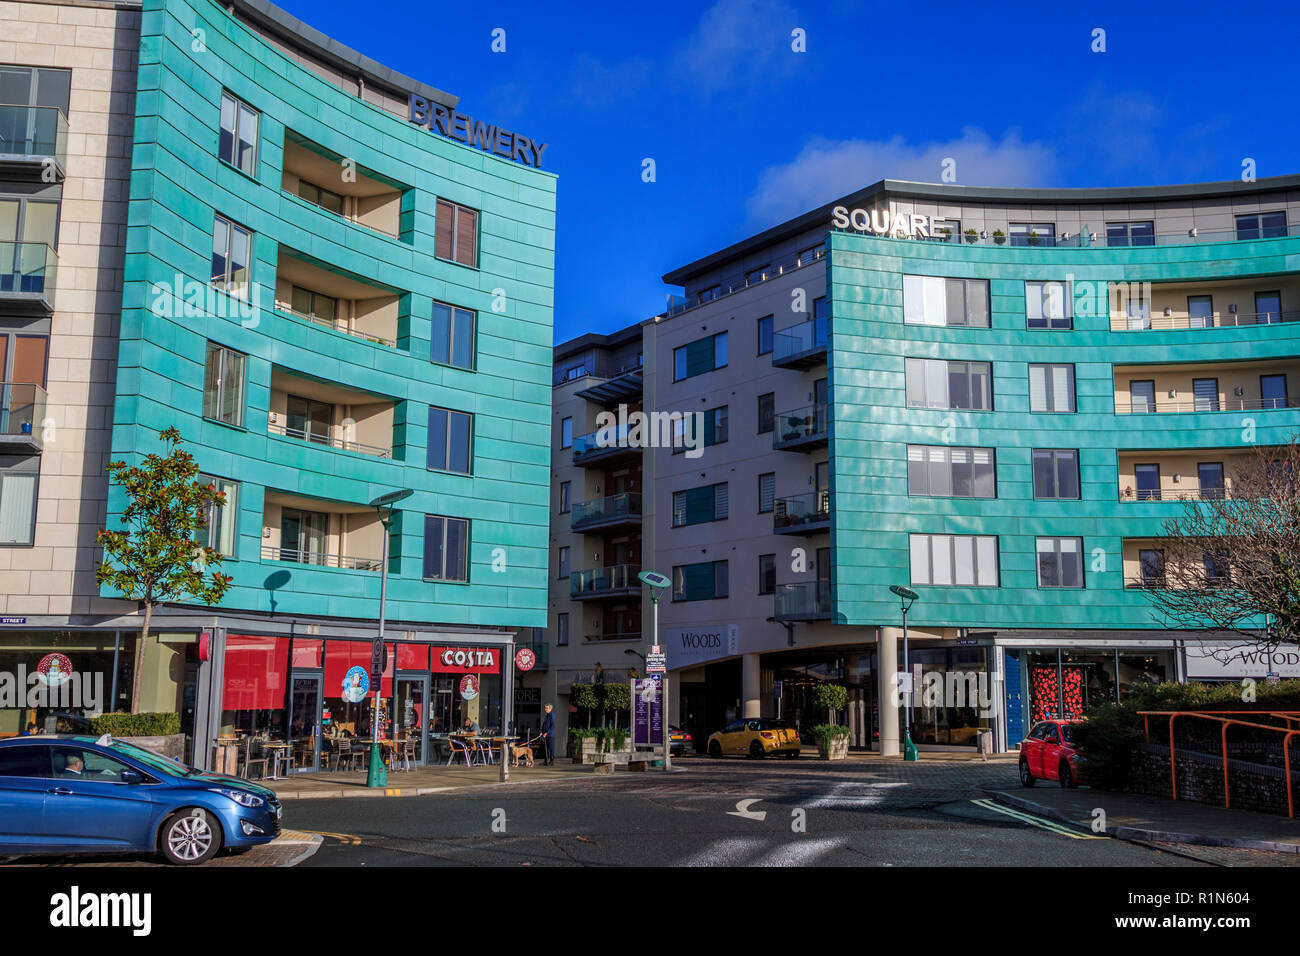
[812,724,850,760]
[937,226,952,242]
[814,683,849,723]
[992,229,1006,245]
[963,228,978,244]
[568,728,598,763]
[1027,229,1042,246]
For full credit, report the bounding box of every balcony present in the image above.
[773,490,830,535]
[275,249,402,348]
[584,630,643,644]
[259,544,380,571]
[268,368,395,460]
[571,493,642,533]
[774,580,832,621]
[773,403,828,451]
[262,492,385,572]
[570,564,642,602]
[568,357,645,404]
[1118,451,1247,502]
[0,242,57,314]
[0,383,47,451]
[1114,362,1300,415]
[772,316,828,369]
[666,244,825,317]
[572,426,642,467]
[1111,309,1300,332]
[0,105,68,180]
[281,131,406,239]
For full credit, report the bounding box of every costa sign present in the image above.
[832,205,934,239]
[515,647,536,672]
[431,646,499,674]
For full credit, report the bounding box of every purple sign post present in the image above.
[633,676,663,747]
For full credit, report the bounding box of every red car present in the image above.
[1018,719,1084,788]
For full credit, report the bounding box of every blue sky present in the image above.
[277,0,1300,343]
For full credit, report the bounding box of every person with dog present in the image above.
[541,703,555,766]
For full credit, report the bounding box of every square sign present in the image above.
[645,651,667,674]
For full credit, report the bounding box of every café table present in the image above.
[264,741,292,780]
[212,735,242,776]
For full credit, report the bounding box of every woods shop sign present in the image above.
[408,94,549,168]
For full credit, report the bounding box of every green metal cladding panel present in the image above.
[827,230,1300,631]
[107,0,555,627]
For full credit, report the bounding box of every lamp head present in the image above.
[638,571,671,590]
[368,488,414,509]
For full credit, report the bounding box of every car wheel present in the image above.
[1059,760,1075,789]
[749,741,765,759]
[159,808,222,865]
[708,741,723,759]
[1018,757,1035,787]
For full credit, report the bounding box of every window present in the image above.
[218,91,258,176]
[1236,212,1287,241]
[758,554,776,595]
[435,199,478,267]
[557,546,570,580]
[672,560,728,601]
[1128,380,1156,414]
[286,395,332,443]
[673,332,728,381]
[423,515,469,582]
[798,244,824,265]
[672,482,728,527]
[1192,378,1219,412]
[704,405,728,447]
[1028,364,1075,412]
[1009,223,1055,246]
[1026,281,1072,329]
[289,286,337,323]
[909,534,999,587]
[1134,463,1161,501]
[757,392,775,434]
[1203,550,1230,584]
[0,743,47,776]
[0,331,49,387]
[0,66,71,113]
[1125,292,1152,331]
[558,481,571,513]
[1138,549,1166,588]
[1255,291,1282,325]
[907,446,996,498]
[1106,221,1154,247]
[0,455,39,545]
[1032,449,1080,500]
[427,406,472,474]
[297,180,344,216]
[198,473,238,556]
[202,342,246,427]
[431,302,475,370]
[758,472,775,513]
[1037,537,1084,588]
[903,276,990,328]
[697,284,721,305]
[1261,374,1289,409]
[905,358,992,410]
[557,613,569,646]
[757,315,774,355]
[1187,295,1213,329]
[746,264,770,285]
[560,417,573,449]
[210,215,251,299]
[1198,462,1225,499]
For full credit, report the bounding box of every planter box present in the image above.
[817,735,850,760]
[119,733,186,761]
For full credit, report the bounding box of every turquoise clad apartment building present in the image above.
[0,0,553,768]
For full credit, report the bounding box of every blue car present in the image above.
[0,734,282,865]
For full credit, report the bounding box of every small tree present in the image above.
[570,683,599,728]
[814,683,849,725]
[603,682,631,731]
[97,427,233,712]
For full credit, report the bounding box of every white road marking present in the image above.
[971,799,1107,840]
[727,798,767,821]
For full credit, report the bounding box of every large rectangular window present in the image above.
[1026,281,1072,330]
[673,331,728,381]
[1028,364,1075,413]
[757,314,773,355]
[1106,221,1154,247]
[909,534,999,587]
[1033,449,1080,500]
[1037,537,1084,588]
[198,473,238,556]
[1235,211,1287,241]
[427,406,472,474]
[556,613,569,647]
[757,392,775,434]
[0,455,39,546]
[218,91,258,176]
[1009,223,1055,246]
[435,199,478,267]
[1129,380,1156,414]
[903,275,990,328]
[289,286,337,324]
[1261,374,1289,409]
[907,446,996,498]
[423,515,469,582]
[210,215,251,299]
[202,342,246,427]
[672,482,728,527]
[672,560,728,602]
[1137,548,1166,588]
[430,302,475,370]
[297,179,344,216]
[905,358,992,410]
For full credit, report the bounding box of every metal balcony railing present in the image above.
[553,354,643,388]
[773,403,828,446]
[667,245,826,317]
[774,580,832,619]
[583,631,643,643]
[0,241,57,301]
[268,420,393,458]
[1121,485,1227,502]
[1110,309,1300,332]
[570,564,641,598]
[0,105,68,171]
[773,490,830,531]
[0,383,47,441]
[286,307,396,347]
[1116,397,1300,415]
[773,316,829,363]
[571,492,642,528]
[262,544,380,571]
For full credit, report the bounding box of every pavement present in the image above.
[0,829,322,868]
[264,759,599,799]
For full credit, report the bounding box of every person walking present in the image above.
[541,703,555,766]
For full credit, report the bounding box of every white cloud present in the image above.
[745,129,1059,228]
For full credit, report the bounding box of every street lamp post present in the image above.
[890,585,920,762]
[366,488,413,788]
[638,571,671,771]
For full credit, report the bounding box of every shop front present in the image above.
[0,630,137,737]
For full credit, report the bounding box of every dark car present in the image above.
[668,726,692,757]
[0,734,282,864]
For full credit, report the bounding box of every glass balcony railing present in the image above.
[572,424,635,458]
[583,630,643,644]
[773,490,830,531]
[0,105,68,170]
[774,580,832,619]
[571,492,642,528]
[570,564,641,598]
[773,403,828,447]
[0,242,57,301]
[773,316,829,363]
[0,383,46,441]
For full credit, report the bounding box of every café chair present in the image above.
[334,738,357,772]
[241,737,269,780]
[446,736,473,767]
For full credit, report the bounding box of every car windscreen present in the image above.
[1061,724,1078,744]
[108,740,196,777]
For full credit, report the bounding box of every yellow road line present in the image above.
[971,799,1107,840]
[298,829,362,845]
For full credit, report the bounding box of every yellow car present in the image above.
[707,718,801,759]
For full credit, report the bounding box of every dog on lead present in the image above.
[512,736,539,767]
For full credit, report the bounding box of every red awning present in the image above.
[222,635,289,711]
[324,640,393,697]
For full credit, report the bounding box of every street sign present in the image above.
[772,679,783,698]
[370,639,387,679]
[645,651,667,674]
[633,676,663,746]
